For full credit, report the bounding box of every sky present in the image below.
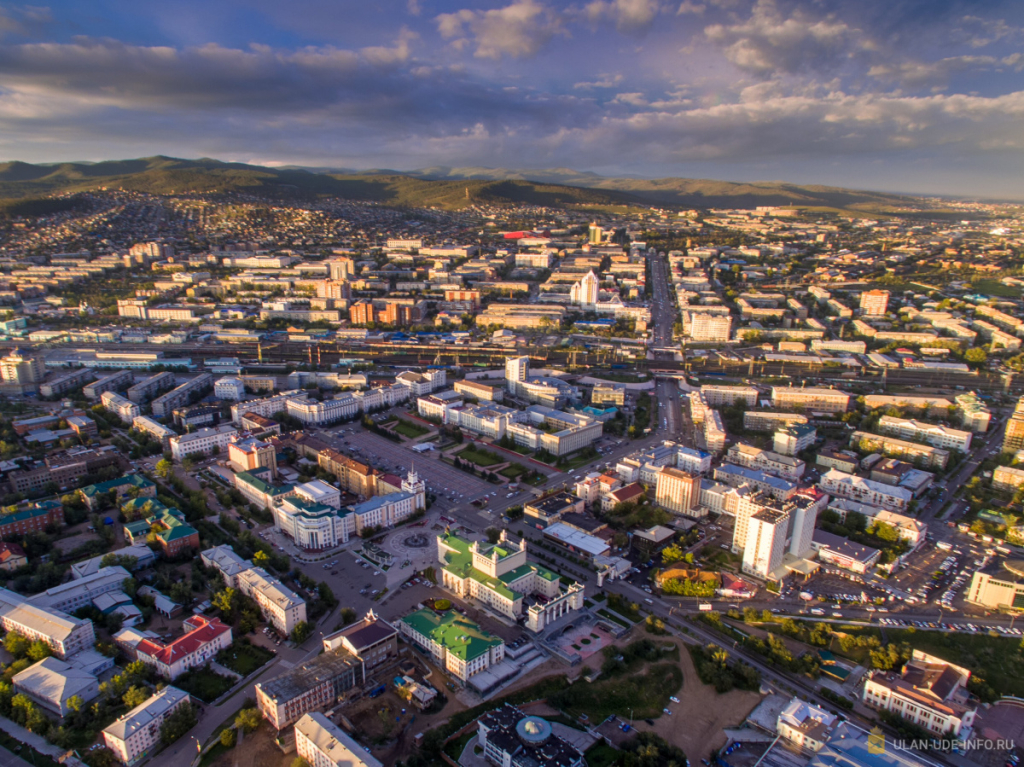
[0,0,1022,198]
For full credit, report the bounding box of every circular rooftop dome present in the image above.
[1004,559,1024,578]
[516,716,553,745]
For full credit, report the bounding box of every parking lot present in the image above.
[322,426,494,504]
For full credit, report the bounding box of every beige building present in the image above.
[295,712,382,767]
[654,467,701,516]
[777,698,836,753]
[859,289,890,316]
[701,384,758,408]
[228,436,278,476]
[771,386,850,413]
[862,651,976,738]
[102,686,191,765]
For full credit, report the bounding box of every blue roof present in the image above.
[716,463,796,491]
[350,491,414,514]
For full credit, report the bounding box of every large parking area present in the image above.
[322,426,494,503]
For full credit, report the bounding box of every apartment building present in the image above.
[150,373,214,417]
[877,416,972,452]
[684,312,732,342]
[228,436,277,475]
[742,508,790,579]
[237,567,307,635]
[851,431,951,470]
[955,392,991,433]
[774,425,817,456]
[676,446,713,475]
[347,491,418,535]
[0,500,64,538]
[818,469,911,512]
[743,411,809,432]
[126,372,176,404]
[102,687,192,766]
[1004,395,1024,453]
[700,385,758,408]
[101,391,141,422]
[169,424,239,461]
[654,467,702,516]
[83,370,135,400]
[40,368,94,398]
[453,379,504,402]
[317,450,377,498]
[771,386,850,413]
[859,289,890,316]
[30,566,131,613]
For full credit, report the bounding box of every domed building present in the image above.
[477,703,585,767]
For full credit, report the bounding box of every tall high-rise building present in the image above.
[742,508,790,579]
[1004,395,1024,453]
[654,467,701,516]
[859,290,890,316]
[349,301,375,325]
[317,280,351,300]
[505,356,529,388]
[588,223,603,244]
[328,258,354,281]
[570,271,599,307]
[0,349,44,385]
[684,312,732,343]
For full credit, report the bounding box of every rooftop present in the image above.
[103,686,190,742]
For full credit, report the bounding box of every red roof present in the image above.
[0,542,25,562]
[137,616,230,666]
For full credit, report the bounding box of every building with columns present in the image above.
[437,531,584,632]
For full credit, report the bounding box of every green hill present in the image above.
[0,155,926,213]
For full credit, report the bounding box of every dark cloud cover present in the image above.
[0,0,1022,197]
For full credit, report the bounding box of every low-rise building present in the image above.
[237,566,306,635]
[399,608,505,683]
[818,469,912,512]
[134,616,232,680]
[862,651,976,739]
[131,415,176,446]
[524,492,583,525]
[877,416,972,453]
[102,686,192,765]
[811,530,880,574]
[101,391,141,422]
[169,423,238,462]
[776,698,837,753]
[477,704,585,767]
[0,588,96,659]
[256,647,363,729]
[12,656,100,717]
[321,610,398,673]
[295,712,383,767]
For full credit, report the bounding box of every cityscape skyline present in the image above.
[0,0,1022,199]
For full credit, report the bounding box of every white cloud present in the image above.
[573,73,624,89]
[407,0,422,16]
[584,0,661,32]
[704,0,864,77]
[676,1,705,15]
[435,0,564,59]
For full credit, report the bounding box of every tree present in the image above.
[160,702,198,745]
[485,527,501,544]
[340,607,357,625]
[965,348,987,365]
[253,550,270,567]
[26,640,52,662]
[291,621,312,644]
[213,587,238,616]
[155,459,173,479]
[235,707,262,734]
[66,695,84,715]
[3,632,29,659]
[220,728,237,748]
[123,686,151,708]
[291,759,310,767]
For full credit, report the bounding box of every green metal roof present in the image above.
[401,608,501,662]
[81,474,154,498]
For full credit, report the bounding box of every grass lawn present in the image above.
[585,742,622,767]
[560,450,600,471]
[394,419,429,439]
[551,663,682,721]
[217,642,274,676]
[597,608,632,628]
[499,463,527,479]
[174,668,236,702]
[199,741,231,767]
[971,279,1021,297]
[457,447,501,467]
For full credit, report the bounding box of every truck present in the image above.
[810,608,825,616]
[799,591,814,601]
[698,602,713,612]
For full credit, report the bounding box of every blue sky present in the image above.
[0,0,1022,198]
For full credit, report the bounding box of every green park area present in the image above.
[456,446,502,466]
[393,419,430,439]
[216,642,274,677]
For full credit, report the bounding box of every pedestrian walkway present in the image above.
[0,718,86,767]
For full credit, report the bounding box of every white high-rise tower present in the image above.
[570,270,599,307]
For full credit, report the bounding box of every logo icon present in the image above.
[868,727,886,755]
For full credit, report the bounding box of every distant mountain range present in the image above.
[0,155,926,213]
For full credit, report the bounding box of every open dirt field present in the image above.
[210,724,290,767]
[623,637,762,761]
